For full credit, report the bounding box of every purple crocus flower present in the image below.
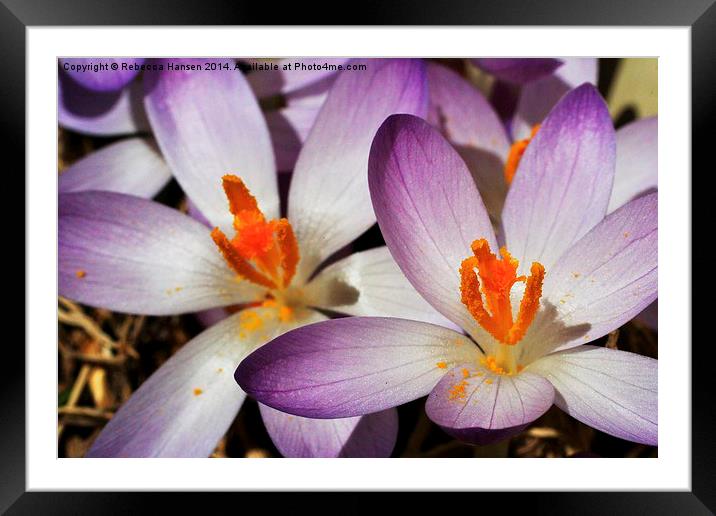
[60,58,444,457]
[58,58,345,197]
[237,84,658,447]
[430,60,658,329]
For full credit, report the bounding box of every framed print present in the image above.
[7,0,712,512]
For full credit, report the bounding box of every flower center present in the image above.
[459,238,545,374]
[503,124,540,185]
[211,174,300,292]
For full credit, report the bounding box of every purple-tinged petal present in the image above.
[368,114,498,348]
[426,364,554,445]
[503,83,616,272]
[265,93,326,172]
[195,306,230,328]
[58,69,149,136]
[522,193,657,361]
[636,301,658,330]
[87,307,324,457]
[427,63,511,220]
[185,197,259,329]
[305,246,455,328]
[60,58,146,92]
[512,58,598,140]
[608,117,658,213]
[288,59,428,280]
[259,404,398,458]
[555,58,598,87]
[236,317,480,419]
[246,58,348,97]
[186,197,211,227]
[59,191,262,315]
[86,312,248,457]
[471,58,563,84]
[144,58,278,233]
[530,345,657,445]
[58,138,171,198]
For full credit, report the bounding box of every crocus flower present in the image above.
[58,58,345,197]
[60,58,443,457]
[429,60,658,328]
[237,84,658,447]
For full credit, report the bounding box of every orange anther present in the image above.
[222,174,260,216]
[276,219,299,288]
[506,261,545,344]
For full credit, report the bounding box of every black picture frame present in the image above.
[7,0,710,513]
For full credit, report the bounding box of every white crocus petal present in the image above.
[59,191,263,315]
[426,362,555,445]
[144,58,279,234]
[608,117,658,213]
[87,306,325,457]
[529,345,657,446]
[503,84,616,273]
[304,247,456,328]
[59,138,172,198]
[265,93,328,172]
[519,193,657,363]
[288,59,428,280]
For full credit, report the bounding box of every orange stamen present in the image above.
[223,174,260,215]
[211,175,300,290]
[507,261,545,344]
[231,211,276,259]
[276,219,299,288]
[459,238,544,346]
[504,124,540,185]
[211,228,277,289]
